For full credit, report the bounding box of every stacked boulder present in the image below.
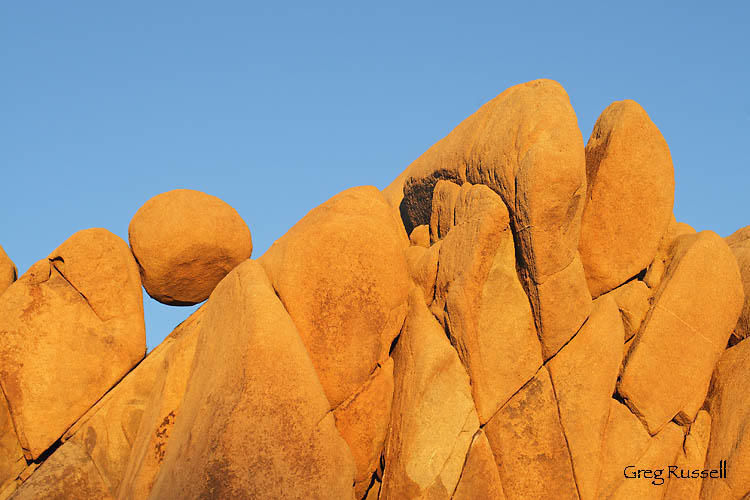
[0,80,748,500]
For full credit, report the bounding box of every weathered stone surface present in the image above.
[259,186,410,408]
[405,244,440,307]
[429,180,461,243]
[643,214,678,289]
[0,228,145,460]
[606,279,651,342]
[384,79,591,359]
[129,189,253,305]
[0,396,24,496]
[484,367,578,500]
[9,441,115,500]
[333,358,394,499]
[116,308,204,500]
[408,224,430,248]
[60,306,203,498]
[664,410,711,500]
[618,231,743,434]
[597,400,652,497]
[547,295,624,500]
[452,430,506,500]
[381,289,479,500]
[701,339,750,499]
[0,245,16,296]
[579,100,675,297]
[148,260,356,500]
[431,183,542,423]
[727,226,750,344]
[605,422,683,500]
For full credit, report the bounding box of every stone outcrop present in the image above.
[384,79,592,360]
[0,79,745,500]
[618,231,743,434]
[148,260,356,500]
[0,228,145,460]
[129,189,253,305]
[578,100,675,297]
[259,186,410,408]
[381,289,479,500]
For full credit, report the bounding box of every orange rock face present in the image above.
[129,189,253,305]
[2,79,746,500]
[259,186,410,408]
[618,231,743,434]
[0,228,145,461]
[0,245,16,295]
[579,100,675,297]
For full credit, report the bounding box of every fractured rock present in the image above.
[129,189,253,305]
[664,410,711,500]
[333,358,394,499]
[405,244,440,307]
[618,231,743,434]
[381,289,479,500]
[8,440,115,500]
[606,279,651,342]
[147,260,356,500]
[0,395,24,495]
[547,295,624,500]
[62,306,204,498]
[116,307,204,500]
[484,367,579,500]
[0,228,145,460]
[432,183,542,423]
[384,79,591,359]
[429,180,461,243]
[259,186,410,408]
[451,430,506,500]
[579,100,675,297]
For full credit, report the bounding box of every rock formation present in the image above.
[0,80,747,499]
[129,189,253,305]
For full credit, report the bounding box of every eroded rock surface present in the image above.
[0,228,145,460]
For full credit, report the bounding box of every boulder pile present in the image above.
[0,79,747,500]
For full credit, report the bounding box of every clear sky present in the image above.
[2,2,748,350]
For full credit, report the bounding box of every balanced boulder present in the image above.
[128,189,253,305]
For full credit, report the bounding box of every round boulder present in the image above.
[129,189,252,305]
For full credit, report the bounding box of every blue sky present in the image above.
[2,2,748,350]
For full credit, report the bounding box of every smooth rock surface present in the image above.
[0,228,145,460]
[664,410,711,500]
[129,189,253,305]
[148,260,356,500]
[579,100,675,297]
[618,231,743,434]
[381,289,479,500]
[259,186,410,408]
[451,431,506,500]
